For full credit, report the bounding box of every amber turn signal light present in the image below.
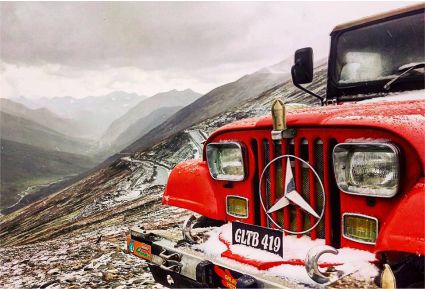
[343,214,378,244]
[226,196,248,218]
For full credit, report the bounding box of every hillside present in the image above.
[100,89,201,152]
[13,91,147,139]
[0,98,87,139]
[0,139,96,210]
[0,110,97,211]
[109,106,184,153]
[123,58,293,153]
[0,112,92,155]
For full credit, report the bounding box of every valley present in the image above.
[0,89,202,214]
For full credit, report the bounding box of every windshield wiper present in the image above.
[384,62,425,90]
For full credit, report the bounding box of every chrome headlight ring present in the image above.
[206,141,247,181]
[333,142,400,198]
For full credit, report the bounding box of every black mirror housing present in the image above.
[291,47,314,84]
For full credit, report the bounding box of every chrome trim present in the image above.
[332,142,400,198]
[226,195,249,219]
[342,213,379,245]
[305,245,342,284]
[206,141,247,181]
[271,130,283,141]
[182,214,197,242]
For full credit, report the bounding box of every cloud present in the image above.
[0,61,266,98]
[0,2,413,98]
[1,2,269,69]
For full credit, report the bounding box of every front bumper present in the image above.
[128,226,300,288]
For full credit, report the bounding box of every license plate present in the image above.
[232,222,283,257]
[128,239,152,261]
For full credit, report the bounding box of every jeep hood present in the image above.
[209,90,425,165]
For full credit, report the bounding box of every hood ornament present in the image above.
[271,99,286,141]
[271,99,296,140]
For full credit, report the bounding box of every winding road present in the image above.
[187,129,207,156]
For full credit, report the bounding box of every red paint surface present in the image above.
[163,159,226,220]
[375,179,425,255]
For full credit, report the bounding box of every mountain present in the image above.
[99,89,201,152]
[123,58,293,153]
[0,112,94,155]
[0,98,87,139]
[108,106,184,153]
[0,139,96,210]
[12,91,147,139]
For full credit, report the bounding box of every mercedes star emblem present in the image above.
[259,155,326,234]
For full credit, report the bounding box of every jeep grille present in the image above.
[251,133,339,244]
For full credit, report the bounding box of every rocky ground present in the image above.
[0,225,162,288]
[0,147,192,288]
[0,203,190,289]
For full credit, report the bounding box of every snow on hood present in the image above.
[212,89,425,133]
[209,89,425,164]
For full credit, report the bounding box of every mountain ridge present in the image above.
[99,88,202,153]
[0,98,89,139]
[11,91,148,139]
[0,111,93,155]
[123,59,293,153]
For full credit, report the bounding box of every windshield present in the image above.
[334,12,424,85]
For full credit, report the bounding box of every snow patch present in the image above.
[114,190,140,202]
[196,223,378,285]
[345,138,390,143]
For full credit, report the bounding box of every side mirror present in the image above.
[291,47,314,84]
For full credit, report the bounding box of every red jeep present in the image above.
[128,4,424,288]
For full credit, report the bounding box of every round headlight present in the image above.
[333,142,400,197]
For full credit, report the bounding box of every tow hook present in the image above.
[182,214,197,243]
[305,245,343,284]
[159,249,183,273]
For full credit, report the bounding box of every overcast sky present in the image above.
[0,1,413,99]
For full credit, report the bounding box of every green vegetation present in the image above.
[0,112,92,155]
[0,139,96,210]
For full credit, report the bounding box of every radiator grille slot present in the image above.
[314,140,325,239]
